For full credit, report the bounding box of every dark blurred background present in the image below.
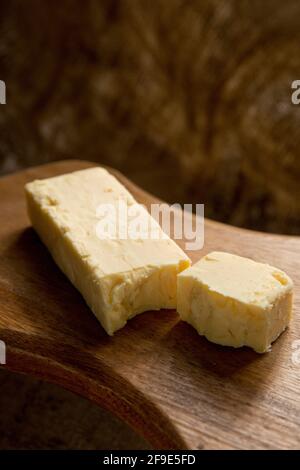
[1,0,300,233]
[0,0,299,449]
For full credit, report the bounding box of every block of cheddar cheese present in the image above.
[25,167,190,335]
[177,251,293,353]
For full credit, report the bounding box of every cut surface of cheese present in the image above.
[25,167,190,335]
[177,251,293,353]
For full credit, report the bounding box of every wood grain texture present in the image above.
[0,160,299,450]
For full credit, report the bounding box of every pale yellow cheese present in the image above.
[25,167,190,335]
[177,251,293,353]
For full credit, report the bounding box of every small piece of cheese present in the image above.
[177,251,293,353]
[25,168,190,335]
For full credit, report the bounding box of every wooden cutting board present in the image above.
[0,160,299,450]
